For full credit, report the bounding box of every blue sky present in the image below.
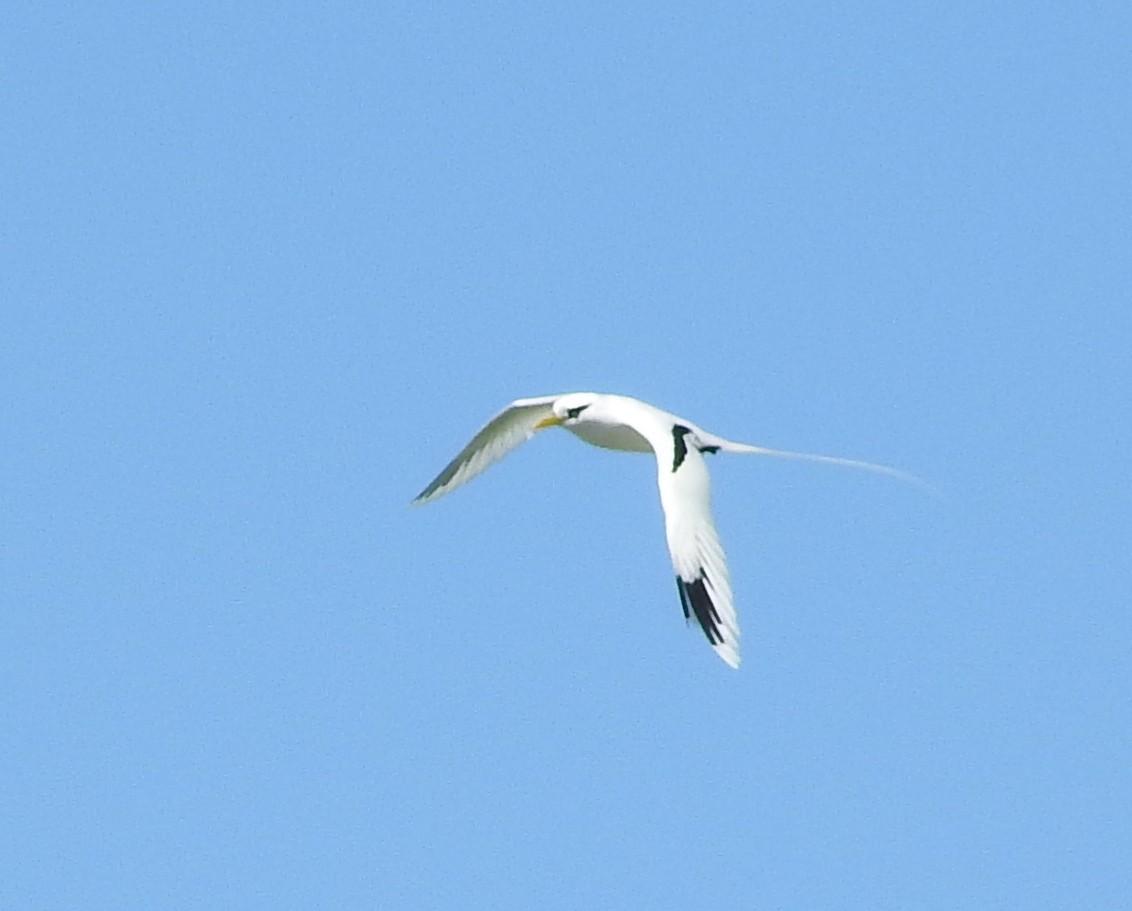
[3,2,1130,908]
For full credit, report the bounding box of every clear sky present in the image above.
[3,3,1130,909]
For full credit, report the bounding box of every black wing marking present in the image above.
[671,424,691,472]
[675,572,724,646]
[672,424,719,468]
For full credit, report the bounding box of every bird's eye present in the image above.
[565,405,589,420]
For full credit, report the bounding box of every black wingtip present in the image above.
[675,573,724,646]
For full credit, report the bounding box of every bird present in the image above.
[412,392,922,668]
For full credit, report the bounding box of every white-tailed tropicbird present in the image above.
[413,392,920,668]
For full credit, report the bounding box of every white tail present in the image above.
[715,439,938,495]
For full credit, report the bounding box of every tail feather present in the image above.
[708,438,937,494]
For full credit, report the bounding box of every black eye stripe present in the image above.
[565,405,589,419]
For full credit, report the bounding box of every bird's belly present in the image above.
[568,423,653,452]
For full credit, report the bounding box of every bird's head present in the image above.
[533,393,599,430]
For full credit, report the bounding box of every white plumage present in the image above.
[413,392,920,668]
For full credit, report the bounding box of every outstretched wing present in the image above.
[657,445,741,668]
[412,395,563,504]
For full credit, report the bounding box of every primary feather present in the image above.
[412,396,558,504]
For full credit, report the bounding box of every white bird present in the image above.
[413,392,921,668]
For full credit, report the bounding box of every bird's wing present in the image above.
[657,449,741,668]
[412,395,562,504]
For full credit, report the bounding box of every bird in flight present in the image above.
[413,392,920,668]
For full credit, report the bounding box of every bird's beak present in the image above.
[533,414,564,430]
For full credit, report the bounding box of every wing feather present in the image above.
[412,396,562,504]
[657,448,741,668]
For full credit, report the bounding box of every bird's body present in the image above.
[413,392,920,668]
